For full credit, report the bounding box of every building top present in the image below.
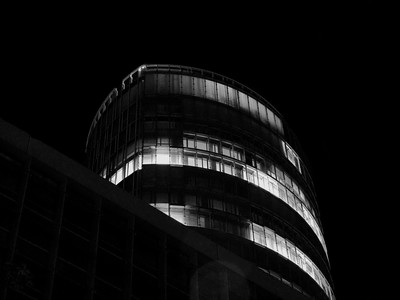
[86,64,286,150]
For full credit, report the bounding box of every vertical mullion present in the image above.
[43,179,67,300]
[86,198,102,300]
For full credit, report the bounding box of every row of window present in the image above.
[182,133,310,211]
[281,141,302,174]
[144,73,284,135]
[150,203,334,300]
[106,145,327,256]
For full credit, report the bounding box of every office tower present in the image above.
[85,64,335,299]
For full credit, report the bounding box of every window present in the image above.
[170,148,183,165]
[265,227,276,251]
[196,154,208,169]
[143,148,156,165]
[276,236,287,258]
[193,77,205,98]
[217,83,228,104]
[156,147,169,164]
[234,163,245,179]
[223,161,233,175]
[208,139,219,153]
[232,147,243,161]
[286,241,297,263]
[170,205,184,224]
[184,151,196,167]
[205,80,216,100]
[227,87,238,107]
[248,97,259,119]
[267,108,276,129]
[253,223,265,246]
[196,138,207,151]
[209,156,221,172]
[182,75,192,95]
[222,143,231,157]
[238,91,249,112]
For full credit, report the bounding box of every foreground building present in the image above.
[0,64,334,299]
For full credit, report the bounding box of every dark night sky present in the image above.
[1,7,379,299]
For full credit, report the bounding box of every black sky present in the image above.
[1,7,379,299]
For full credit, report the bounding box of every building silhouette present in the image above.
[0,64,335,299]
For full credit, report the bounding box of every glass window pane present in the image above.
[248,97,259,119]
[156,147,169,164]
[221,143,231,156]
[223,160,233,175]
[170,148,183,165]
[276,235,288,258]
[253,223,265,246]
[196,138,207,151]
[143,148,156,165]
[264,227,276,251]
[238,91,249,113]
[275,116,283,134]
[170,205,184,224]
[205,80,216,100]
[258,103,268,124]
[227,87,238,107]
[209,155,221,172]
[193,77,205,98]
[208,139,219,153]
[267,108,276,129]
[182,75,192,95]
[217,83,228,104]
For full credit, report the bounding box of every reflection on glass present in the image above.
[144,73,284,135]
[157,203,334,300]
[107,133,327,256]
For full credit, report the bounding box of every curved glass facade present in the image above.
[86,64,335,300]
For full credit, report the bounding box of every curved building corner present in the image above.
[86,64,335,300]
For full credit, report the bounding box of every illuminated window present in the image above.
[222,143,231,157]
[227,86,238,107]
[217,83,228,104]
[170,148,183,165]
[276,236,288,258]
[196,154,208,169]
[232,147,243,161]
[208,139,219,153]
[264,227,276,251]
[248,97,259,119]
[238,91,249,112]
[170,205,184,224]
[253,223,265,246]
[258,103,268,124]
[223,161,233,175]
[205,80,216,100]
[196,138,207,151]
[193,77,205,98]
[156,147,169,164]
[143,148,156,165]
[209,156,221,172]
[234,163,245,179]
[185,151,196,167]
[182,75,192,95]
